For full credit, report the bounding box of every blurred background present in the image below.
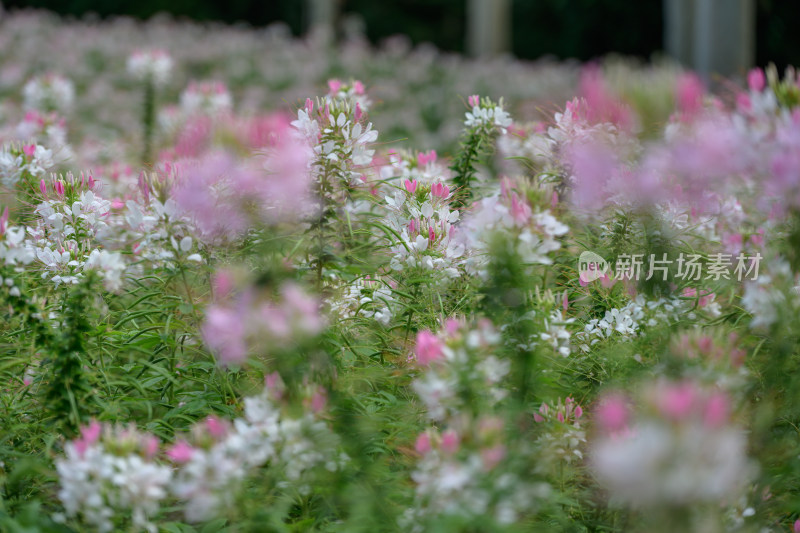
[2,0,798,72]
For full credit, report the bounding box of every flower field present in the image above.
[3,8,800,533]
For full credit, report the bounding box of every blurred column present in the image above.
[306,0,339,39]
[664,0,755,79]
[467,0,512,57]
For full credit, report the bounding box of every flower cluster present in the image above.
[56,421,171,533]
[202,274,325,366]
[168,378,345,522]
[590,381,754,508]
[23,73,75,113]
[126,49,174,86]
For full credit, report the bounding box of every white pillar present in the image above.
[307,0,339,38]
[467,0,512,57]
[665,0,755,80]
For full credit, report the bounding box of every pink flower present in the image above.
[404,179,418,193]
[703,393,729,427]
[481,445,506,470]
[431,182,449,199]
[468,94,480,108]
[202,304,247,365]
[22,144,35,158]
[658,382,697,421]
[595,394,629,432]
[440,430,460,454]
[415,432,431,455]
[354,102,363,121]
[327,79,342,94]
[794,518,800,533]
[353,80,365,95]
[0,206,8,236]
[205,416,227,439]
[167,441,195,463]
[415,330,444,365]
[676,73,705,118]
[748,68,766,92]
[143,435,159,459]
[310,387,327,413]
[510,193,531,225]
[54,180,65,197]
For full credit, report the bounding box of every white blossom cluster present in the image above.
[171,389,345,522]
[0,143,55,188]
[291,96,378,189]
[591,383,755,508]
[383,186,463,276]
[127,49,174,86]
[180,81,233,116]
[328,276,396,326]
[575,294,687,352]
[55,424,172,533]
[412,321,508,422]
[460,190,568,278]
[402,451,548,531]
[463,98,512,134]
[23,74,75,113]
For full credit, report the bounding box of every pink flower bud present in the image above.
[54,180,65,197]
[676,73,704,118]
[468,94,480,108]
[481,445,506,470]
[354,102,363,121]
[704,393,729,427]
[167,441,195,463]
[0,206,8,236]
[415,330,444,366]
[409,219,416,234]
[440,430,459,454]
[22,144,35,158]
[574,405,583,419]
[658,382,697,421]
[311,388,327,413]
[415,432,432,455]
[39,179,47,197]
[353,80,365,95]
[327,79,342,94]
[80,420,102,446]
[305,98,314,114]
[429,226,435,242]
[596,395,629,432]
[88,173,95,189]
[404,179,418,193]
[205,416,227,439]
[143,435,159,459]
[748,68,766,92]
[794,519,800,533]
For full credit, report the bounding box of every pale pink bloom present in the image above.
[468,94,480,107]
[440,430,459,454]
[310,388,327,413]
[143,435,160,459]
[675,73,705,119]
[794,519,800,533]
[327,79,342,93]
[415,432,432,455]
[704,393,729,428]
[657,382,697,421]
[205,416,227,439]
[202,304,247,365]
[167,441,195,463]
[748,68,766,92]
[595,395,629,433]
[481,445,506,470]
[404,179,418,193]
[579,66,633,130]
[353,80,365,95]
[415,330,444,366]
